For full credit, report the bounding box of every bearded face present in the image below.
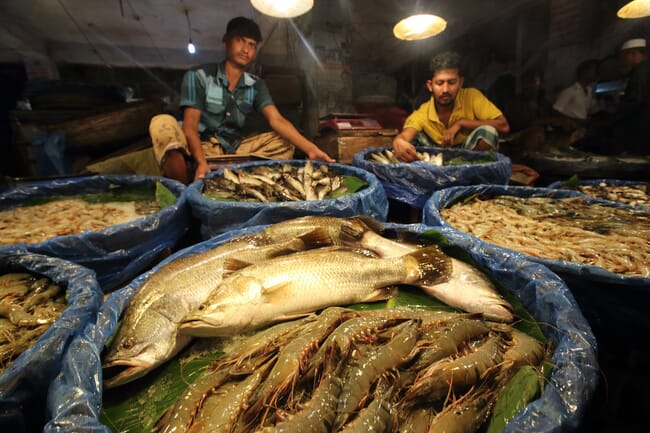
[427,68,463,107]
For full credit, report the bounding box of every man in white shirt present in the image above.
[553,59,599,125]
[573,38,649,155]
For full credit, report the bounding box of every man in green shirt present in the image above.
[150,17,333,184]
[393,51,510,162]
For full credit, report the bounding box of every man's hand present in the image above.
[442,122,462,146]
[194,161,211,180]
[307,147,335,163]
[392,136,418,162]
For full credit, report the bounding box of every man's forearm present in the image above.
[457,117,510,135]
[186,132,208,166]
[269,117,312,152]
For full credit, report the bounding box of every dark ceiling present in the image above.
[0,0,542,69]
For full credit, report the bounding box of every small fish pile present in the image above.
[203,161,354,202]
[102,216,515,389]
[440,195,650,276]
[0,199,161,246]
[369,149,444,165]
[0,272,67,372]
[561,181,650,208]
[154,307,548,433]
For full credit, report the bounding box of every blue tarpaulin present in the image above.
[44,226,258,433]
[45,220,598,433]
[185,160,389,239]
[352,146,511,208]
[0,246,103,433]
[423,184,650,334]
[0,175,191,292]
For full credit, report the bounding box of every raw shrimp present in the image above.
[403,333,507,404]
[334,319,420,429]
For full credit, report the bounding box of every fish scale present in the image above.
[179,245,452,337]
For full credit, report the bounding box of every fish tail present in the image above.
[404,245,453,286]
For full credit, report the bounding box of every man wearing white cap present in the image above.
[576,37,648,155]
[615,37,649,154]
[620,38,648,72]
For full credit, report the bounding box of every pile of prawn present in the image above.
[0,272,67,372]
[440,195,650,277]
[0,198,159,246]
[153,306,548,433]
[563,182,650,208]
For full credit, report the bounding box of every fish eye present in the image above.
[198,304,206,311]
[119,337,134,350]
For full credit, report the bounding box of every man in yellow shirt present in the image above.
[393,51,510,162]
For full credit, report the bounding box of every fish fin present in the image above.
[351,215,385,233]
[298,227,334,249]
[274,312,313,321]
[261,282,294,303]
[340,218,374,244]
[263,232,332,259]
[222,258,253,276]
[405,245,453,286]
[358,286,399,303]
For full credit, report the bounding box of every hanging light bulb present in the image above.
[393,14,447,41]
[617,0,650,19]
[250,0,314,18]
[185,8,197,55]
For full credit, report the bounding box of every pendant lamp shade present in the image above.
[251,0,314,18]
[393,14,447,41]
[617,0,650,18]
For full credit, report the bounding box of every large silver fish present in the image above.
[257,214,384,245]
[340,219,515,322]
[179,245,452,337]
[101,228,331,389]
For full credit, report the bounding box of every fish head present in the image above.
[101,313,189,389]
[179,302,257,337]
[179,275,263,337]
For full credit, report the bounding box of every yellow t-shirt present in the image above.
[403,88,503,146]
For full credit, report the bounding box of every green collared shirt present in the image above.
[179,61,274,153]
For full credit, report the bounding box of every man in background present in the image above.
[392,51,510,162]
[575,38,649,155]
[614,38,649,154]
[553,59,600,127]
[150,16,333,184]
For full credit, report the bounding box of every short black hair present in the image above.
[429,51,462,75]
[576,59,599,78]
[223,17,262,43]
